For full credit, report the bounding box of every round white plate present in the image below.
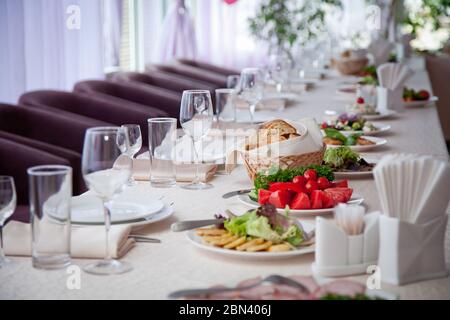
[237,193,364,216]
[71,195,164,224]
[186,222,315,260]
[337,124,391,136]
[403,96,438,108]
[361,110,398,120]
[333,170,373,179]
[326,136,387,151]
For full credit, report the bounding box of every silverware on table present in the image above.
[168,274,310,299]
[222,189,253,199]
[171,219,224,232]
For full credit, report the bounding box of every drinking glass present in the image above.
[179,90,214,190]
[227,75,240,89]
[268,53,290,92]
[238,68,264,124]
[82,127,132,275]
[28,166,72,270]
[0,176,16,268]
[215,89,236,124]
[117,124,142,187]
[148,118,177,188]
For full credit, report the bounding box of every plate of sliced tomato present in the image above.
[240,169,364,216]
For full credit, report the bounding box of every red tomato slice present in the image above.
[325,187,353,203]
[290,192,311,210]
[305,180,319,194]
[268,190,291,208]
[258,189,272,205]
[333,180,348,188]
[321,191,335,208]
[269,182,305,194]
[311,190,324,209]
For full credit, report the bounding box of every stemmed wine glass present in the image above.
[82,127,133,275]
[179,90,214,190]
[0,176,16,268]
[238,68,264,124]
[116,124,142,186]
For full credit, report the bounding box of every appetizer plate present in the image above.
[333,170,374,179]
[186,222,315,260]
[237,193,364,216]
[362,110,398,120]
[326,136,387,152]
[403,96,438,108]
[339,124,391,136]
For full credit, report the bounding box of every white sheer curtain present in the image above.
[0,0,120,104]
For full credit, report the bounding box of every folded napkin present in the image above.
[132,158,217,183]
[4,221,135,259]
[234,97,286,111]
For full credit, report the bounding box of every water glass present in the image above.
[238,68,264,124]
[0,176,16,267]
[28,165,72,270]
[117,124,142,186]
[148,118,177,188]
[215,89,236,123]
[227,75,240,89]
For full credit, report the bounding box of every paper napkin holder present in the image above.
[378,214,448,286]
[377,86,403,112]
[312,212,380,277]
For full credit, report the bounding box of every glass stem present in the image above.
[249,103,256,124]
[128,156,134,184]
[192,139,200,185]
[103,202,112,261]
[0,224,4,260]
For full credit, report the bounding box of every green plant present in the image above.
[248,0,341,52]
[402,0,450,37]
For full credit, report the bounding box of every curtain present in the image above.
[155,0,197,63]
[0,0,120,104]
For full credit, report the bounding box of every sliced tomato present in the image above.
[258,189,272,205]
[304,169,317,181]
[292,175,307,186]
[321,192,335,208]
[268,190,291,209]
[290,192,311,210]
[333,180,348,188]
[311,190,324,209]
[325,187,353,203]
[269,182,305,193]
[305,180,319,194]
[317,177,331,190]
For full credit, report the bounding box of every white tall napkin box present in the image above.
[377,86,403,112]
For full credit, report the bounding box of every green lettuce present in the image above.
[323,146,360,168]
[245,215,283,243]
[281,225,304,246]
[224,211,256,236]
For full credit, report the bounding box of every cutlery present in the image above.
[168,274,310,299]
[129,235,161,243]
[222,189,252,199]
[171,219,224,232]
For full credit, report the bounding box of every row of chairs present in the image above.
[0,60,239,222]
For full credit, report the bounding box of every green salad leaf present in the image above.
[224,211,256,236]
[324,128,347,143]
[323,146,360,168]
[246,215,283,243]
[281,225,304,246]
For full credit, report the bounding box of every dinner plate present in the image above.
[326,136,387,151]
[237,193,364,216]
[338,124,391,136]
[333,170,374,179]
[361,110,398,120]
[403,96,438,108]
[71,195,165,224]
[186,221,315,260]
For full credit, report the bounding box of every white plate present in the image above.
[326,136,387,151]
[71,195,164,224]
[237,193,364,216]
[403,96,438,108]
[338,124,391,136]
[361,110,398,120]
[186,222,315,260]
[333,170,373,179]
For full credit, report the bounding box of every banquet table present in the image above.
[1,57,449,300]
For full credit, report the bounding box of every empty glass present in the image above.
[227,75,240,89]
[148,118,177,188]
[82,127,132,275]
[117,124,142,186]
[0,176,16,268]
[238,68,264,124]
[179,90,214,190]
[28,166,72,270]
[268,53,291,92]
[215,89,236,123]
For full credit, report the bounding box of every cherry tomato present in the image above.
[317,177,330,190]
[305,180,319,194]
[303,169,317,181]
[292,175,307,186]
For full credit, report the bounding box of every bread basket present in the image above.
[334,57,369,75]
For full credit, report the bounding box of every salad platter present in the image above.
[403,87,438,108]
[323,147,376,178]
[321,113,390,136]
[240,166,363,216]
[323,128,387,151]
[187,204,315,259]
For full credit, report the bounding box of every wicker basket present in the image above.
[334,57,369,75]
[241,147,325,181]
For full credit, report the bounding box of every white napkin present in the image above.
[377,63,414,90]
[4,221,135,259]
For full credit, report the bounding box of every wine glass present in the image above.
[116,124,142,186]
[238,68,264,124]
[0,176,16,268]
[227,75,240,89]
[268,53,290,93]
[82,127,133,275]
[179,90,214,190]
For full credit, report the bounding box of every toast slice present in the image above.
[260,119,297,136]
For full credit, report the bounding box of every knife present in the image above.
[171,219,224,232]
[222,189,252,199]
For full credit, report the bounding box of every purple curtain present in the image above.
[156,0,197,63]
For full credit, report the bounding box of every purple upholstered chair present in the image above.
[149,63,228,87]
[176,59,240,76]
[0,137,71,223]
[19,90,167,146]
[73,80,181,121]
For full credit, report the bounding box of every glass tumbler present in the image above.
[148,118,177,188]
[28,165,72,270]
[215,89,236,123]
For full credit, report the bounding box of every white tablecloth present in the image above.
[1,58,449,300]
